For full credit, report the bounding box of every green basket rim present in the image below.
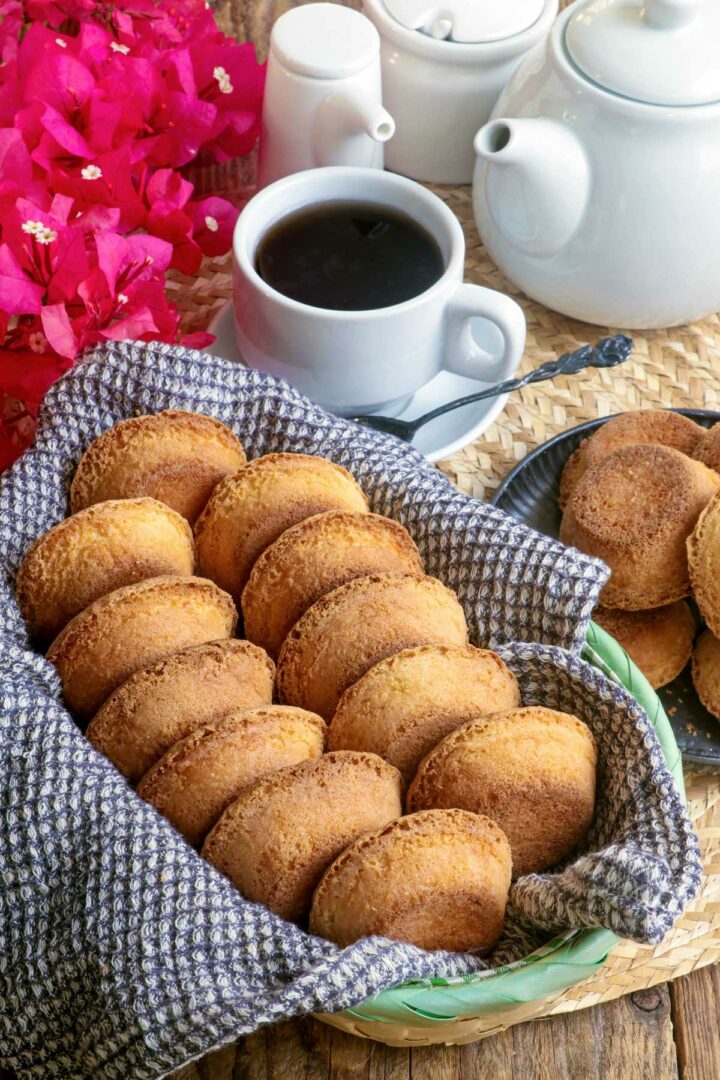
[332,622,685,1027]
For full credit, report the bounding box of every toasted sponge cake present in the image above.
[692,423,720,472]
[688,491,720,639]
[70,410,246,525]
[47,576,237,720]
[202,751,403,923]
[560,445,719,610]
[559,410,705,509]
[16,498,194,642]
[691,630,720,720]
[310,809,512,954]
[328,644,520,782]
[137,705,326,846]
[195,453,369,603]
[407,707,597,878]
[593,603,694,689]
[242,511,423,658]
[86,639,273,782]
[276,574,469,720]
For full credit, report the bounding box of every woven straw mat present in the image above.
[172,0,720,1015]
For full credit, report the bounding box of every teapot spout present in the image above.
[313,91,395,168]
[474,118,590,258]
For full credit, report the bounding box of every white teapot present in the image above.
[472,0,720,329]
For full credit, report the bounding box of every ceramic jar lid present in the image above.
[566,0,720,106]
[270,4,380,79]
[382,0,545,42]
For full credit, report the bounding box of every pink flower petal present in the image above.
[146,168,193,214]
[41,302,78,359]
[95,230,172,295]
[39,103,94,158]
[181,330,214,349]
[22,52,96,112]
[46,228,90,304]
[99,306,158,341]
[0,243,43,314]
[0,348,71,407]
[188,195,238,257]
[0,129,32,190]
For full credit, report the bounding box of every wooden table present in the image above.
[1,947,718,1080]
[158,967,716,1080]
[2,966,718,1079]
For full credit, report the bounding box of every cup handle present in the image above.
[443,283,526,383]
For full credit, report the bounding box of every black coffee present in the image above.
[255,201,444,311]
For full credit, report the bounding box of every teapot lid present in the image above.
[566,0,720,106]
[382,0,545,43]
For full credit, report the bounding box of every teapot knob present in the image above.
[644,0,700,29]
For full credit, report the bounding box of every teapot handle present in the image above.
[644,0,700,29]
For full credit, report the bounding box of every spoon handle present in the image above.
[401,334,633,436]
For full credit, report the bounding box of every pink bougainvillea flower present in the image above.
[147,208,200,274]
[95,230,172,294]
[190,40,265,162]
[145,167,193,214]
[20,38,96,114]
[48,148,146,232]
[187,195,239,258]
[0,0,263,472]
[1,196,76,288]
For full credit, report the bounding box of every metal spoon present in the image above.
[352,334,634,442]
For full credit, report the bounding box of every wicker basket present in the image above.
[315,623,684,1046]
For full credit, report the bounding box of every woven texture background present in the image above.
[0,342,701,1079]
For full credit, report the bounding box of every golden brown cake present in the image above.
[691,630,720,720]
[70,410,246,525]
[86,639,273,781]
[407,706,597,877]
[693,423,720,472]
[202,751,403,923]
[559,410,705,508]
[48,576,237,721]
[688,491,720,638]
[195,453,370,602]
[16,498,195,642]
[593,602,695,689]
[276,574,469,720]
[559,445,719,610]
[309,809,512,954]
[137,705,326,846]
[242,511,424,658]
[328,644,520,782]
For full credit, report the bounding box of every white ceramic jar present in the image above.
[362,0,558,184]
[473,0,720,329]
[258,4,395,188]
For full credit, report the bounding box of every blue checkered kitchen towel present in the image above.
[0,341,701,1079]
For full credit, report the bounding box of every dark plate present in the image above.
[491,408,720,765]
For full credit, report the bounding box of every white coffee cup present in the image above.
[232,167,526,415]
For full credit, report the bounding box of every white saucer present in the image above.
[205,303,510,463]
